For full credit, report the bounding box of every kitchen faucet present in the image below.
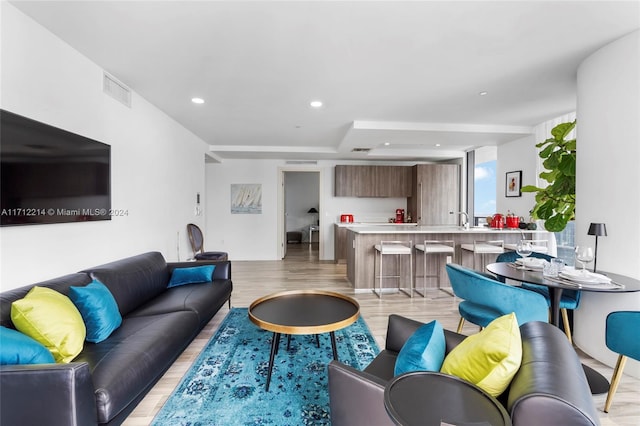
[450,211,469,230]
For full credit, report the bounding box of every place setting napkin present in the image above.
[511,258,546,271]
[549,267,624,289]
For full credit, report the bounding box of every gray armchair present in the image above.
[328,314,599,426]
[327,315,465,426]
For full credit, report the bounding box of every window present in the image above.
[471,147,497,225]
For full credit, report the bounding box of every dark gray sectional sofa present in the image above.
[0,251,232,426]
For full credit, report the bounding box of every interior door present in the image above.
[283,178,287,258]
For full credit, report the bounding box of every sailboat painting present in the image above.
[230,184,262,214]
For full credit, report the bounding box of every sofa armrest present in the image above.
[508,321,600,426]
[168,260,231,281]
[328,361,394,426]
[0,362,97,426]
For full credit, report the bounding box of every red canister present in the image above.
[491,214,505,229]
[340,214,354,223]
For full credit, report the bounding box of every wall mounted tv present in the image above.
[1,109,111,226]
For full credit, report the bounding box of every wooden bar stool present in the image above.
[460,240,504,271]
[373,240,413,298]
[414,240,455,297]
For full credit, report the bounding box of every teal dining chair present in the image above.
[604,311,640,413]
[495,251,581,344]
[445,263,549,333]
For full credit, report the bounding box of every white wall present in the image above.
[1,3,209,289]
[496,135,538,220]
[574,30,640,378]
[204,160,280,260]
[205,160,410,261]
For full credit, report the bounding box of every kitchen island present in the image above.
[345,225,551,292]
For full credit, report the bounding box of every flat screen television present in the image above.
[1,109,111,226]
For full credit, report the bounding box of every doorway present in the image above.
[277,168,322,260]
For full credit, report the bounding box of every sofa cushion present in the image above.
[11,287,86,363]
[0,326,55,365]
[74,311,199,424]
[0,273,92,329]
[69,279,122,343]
[82,252,170,316]
[394,320,445,375]
[441,312,522,397]
[168,265,215,288]
[127,279,232,328]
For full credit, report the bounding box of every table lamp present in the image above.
[308,207,319,225]
[588,223,607,273]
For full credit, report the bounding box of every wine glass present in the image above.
[516,240,533,263]
[575,246,594,274]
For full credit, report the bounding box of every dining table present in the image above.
[486,262,640,394]
[486,262,640,327]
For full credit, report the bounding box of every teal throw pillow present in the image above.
[394,320,446,376]
[69,279,122,343]
[168,265,215,288]
[0,326,55,365]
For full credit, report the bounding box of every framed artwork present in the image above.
[505,171,522,197]
[230,184,262,214]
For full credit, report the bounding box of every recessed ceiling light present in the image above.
[479,91,488,96]
[310,100,323,108]
[191,97,205,104]
[435,144,441,147]
[384,142,390,146]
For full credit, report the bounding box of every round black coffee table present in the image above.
[248,290,360,391]
[384,372,511,426]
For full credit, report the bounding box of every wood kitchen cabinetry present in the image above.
[334,165,411,197]
[334,224,348,264]
[408,164,460,225]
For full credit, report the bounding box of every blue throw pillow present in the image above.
[69,279,122,343]
[0,326,55,365]
[394,320,446,376]
[168,265,215,288]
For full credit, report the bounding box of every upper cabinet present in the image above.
[408,164,460,225]
[334,165,412,197]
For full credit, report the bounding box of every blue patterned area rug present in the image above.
[152,307,379,426]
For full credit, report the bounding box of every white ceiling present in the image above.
[10,1,640,162]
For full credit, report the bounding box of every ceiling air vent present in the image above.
[103,72,131,108]
[351,148,371,152]
[285,160,318,165]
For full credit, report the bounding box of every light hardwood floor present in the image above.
[124,243,639,426]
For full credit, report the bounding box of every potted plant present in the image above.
[521,120,576,232]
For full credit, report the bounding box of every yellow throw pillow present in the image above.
[440,313,522,397]
[11,286,86,363]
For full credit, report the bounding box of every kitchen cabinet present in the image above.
[408,164,460,225]
[334,165,411,197]
[334,224,348,264]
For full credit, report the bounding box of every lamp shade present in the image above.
[588,223,607,237]
[307,208,319,214]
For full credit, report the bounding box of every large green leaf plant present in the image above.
[521,120,576,232]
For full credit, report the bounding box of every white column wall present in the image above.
[575,30,640,378]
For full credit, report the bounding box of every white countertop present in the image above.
[335,222,418,227]
[346,225,547,234]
